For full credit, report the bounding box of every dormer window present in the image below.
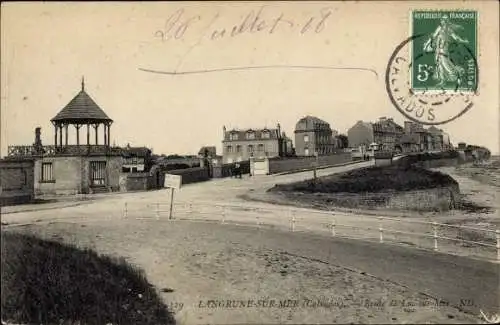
[229,132,239,141]
[246,131,256,140]
[261,130,270,139]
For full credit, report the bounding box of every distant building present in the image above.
[403,121,431,152]
[121,145,152,173]
[373,117,404,151]
[347,120,374,149]
[294,116,337,156]
[427,126,445,151]
[222,124,285,164]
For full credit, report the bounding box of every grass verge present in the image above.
[1,231,175,325]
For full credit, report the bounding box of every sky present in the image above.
[1,1,499,156]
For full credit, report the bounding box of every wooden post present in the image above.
[87,124,90,145]
[156,202,160,220]
[123,202,128,218]
[107,124,111,147]
[59,125,63,147]
[290,210,296,232]
[433,222,438,251]
[76,125,80,146]
[331,219,336,237]
[378,217,384,243]
[54,124,58,149]
[496,229,500,262]
[65,124,68,146]
[221,206,226,224]
[169,188,175,220]
[104,124,107,148]
[95,124,99,145]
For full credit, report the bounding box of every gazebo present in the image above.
[50,78,113,154]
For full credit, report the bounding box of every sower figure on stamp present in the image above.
[423,15,469,87]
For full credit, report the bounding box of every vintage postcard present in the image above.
[1,1,499,325]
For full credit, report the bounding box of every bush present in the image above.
[1,231,175,325]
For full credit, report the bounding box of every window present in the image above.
[304,135,309,143]
[236,145,242,153]
[246,132,256,140]
[226,146,233,153]
[247,145,254,153]
[258,144,264,151]
[41,162,54,182]
[229,133,239,141]
[90,161,106,186]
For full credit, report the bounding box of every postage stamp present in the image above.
[411,10,478,92]
[385,10,479,125]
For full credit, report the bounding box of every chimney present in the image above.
[276,123,281,137]
[379,117,387,121]
[223,125,226,136]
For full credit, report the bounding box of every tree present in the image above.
[337,134,349,149]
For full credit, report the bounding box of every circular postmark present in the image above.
[385,34,479,125]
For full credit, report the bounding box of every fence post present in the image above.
[123,202,128,218]
[378,217,384,243]
[290,210,296,232]
[188,203,193,217]
[331,219,336,237]
[433,222,438,251]
[221,206,226,224]
[156,202,160,220]
[256,215,260,226]
[496,229,500,262]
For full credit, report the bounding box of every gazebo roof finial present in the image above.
[81,76,85,91]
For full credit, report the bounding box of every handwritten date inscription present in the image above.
[154,7,333,42]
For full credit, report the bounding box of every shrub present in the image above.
[1,231,175,325]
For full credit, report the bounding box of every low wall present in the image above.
[168,167,210,185]
[119,173,153,192]
[0,159,35,206]
[293,184,460,212]
[268,153,351,174]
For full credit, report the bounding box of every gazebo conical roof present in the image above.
[51,79,112,124]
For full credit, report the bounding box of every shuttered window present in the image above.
[90,161,106,186]
[41,163,54,182]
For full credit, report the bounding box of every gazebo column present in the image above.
[104,123,107,147]
[65,124,69,146]
[107,124,111,147]
[54,123,58,149]
[59,125,63,148]
[94,124,99,145]
[87,124,90,145]
[75,125,81,146]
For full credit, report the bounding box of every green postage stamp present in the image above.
[411,10,478,92]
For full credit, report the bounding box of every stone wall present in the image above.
[0,159,35,206]
[268,153,351,174]
[119,173,152,192]
[168,167,210,185]
[306,184,459,212]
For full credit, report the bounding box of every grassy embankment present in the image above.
[1,231,175,325]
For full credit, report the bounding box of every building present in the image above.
[294,116,337,156]
[347,120,374,149]
[427,126,445,151]
[222,124,285,164]
[372,117,404,151]
[403,121,431,152]
[121,145,153,173]
[5,79,125,195]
